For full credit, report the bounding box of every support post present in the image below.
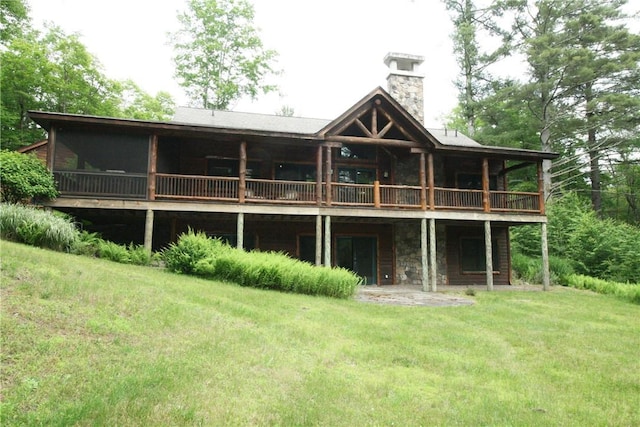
[484,220,493,291]
[148,134,158,200]
[537,161,546,214]
[428,153,435,210]
[541,222,550,291]
[237,212,244,249]
[46,126,56,171]
[429,218,437,291]
[316,145,323,205]
[315,215,322,266]
[325,146,332,206]
[239,141,247,203]
[324,215,331,267]
[482,158,490,212]
[373,180,381,208]
[144,209,154,253]
[421,218,429,292]
[419,153,427,210]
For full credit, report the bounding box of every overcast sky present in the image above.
[29,0,462,127]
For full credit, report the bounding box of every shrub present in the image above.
[0,150,58,204]
[97,240,131,264]
[70,230,103,257]
[162,228,227,274]
[0,203,79,251]
[162,229,363,298]
[565,274,640,304]
[511,252,574,286]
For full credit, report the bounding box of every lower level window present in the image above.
[460,238,499,273]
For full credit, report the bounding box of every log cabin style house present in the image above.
[26,53,557,290]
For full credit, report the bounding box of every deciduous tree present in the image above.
[170,0,279,110]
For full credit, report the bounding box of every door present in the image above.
[336,236,377,285]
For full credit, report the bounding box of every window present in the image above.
[275,163,316,181]
[337,167,376,184]
[339,145,376,160]
[460,238,499,273]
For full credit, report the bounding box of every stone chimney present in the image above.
[383,52,425,124]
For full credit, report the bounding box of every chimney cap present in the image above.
[383,52,424,68]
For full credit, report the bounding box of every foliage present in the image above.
[511,252,574,286]
[1,21,175,150]
[162,229,362,298]
[0,0,29,42]
[0,150,58,203]
[69,230,103,257]
[94,240,154,266]
[565,274,640,304]
[512,192,640,283]
[0,203,79,251]
[170,0,279,110]
[3,240,640,426]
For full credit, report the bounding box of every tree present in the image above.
[119,80,176,121]
[555,0,640,214]
[170,0,279,110]
[0,150,58,204]
[443,0,512,136]
[0,0,29,42]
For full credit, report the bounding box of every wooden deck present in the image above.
[53,171,542,213]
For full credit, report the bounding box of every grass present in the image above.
[2,240,639,426]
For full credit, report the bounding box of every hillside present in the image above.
[1,241,639,426]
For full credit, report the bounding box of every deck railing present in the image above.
[156,174,238,200]
[245,179,317,204]
[55,171,543,214]
[54,171,147,199]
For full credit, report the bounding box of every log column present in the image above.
[144,209,154,252]
[484,220,494,291]
[148,135,158,200]
[46,126,56,171]
[428,153,435,210]
[315,215,322,266]
[325,146,332,206]
[421,218,429,292]
[239,142,247,203]
[429,218,437,291]
[324,216,331,267]
[237,212,244,249]
[482,158,490,212]
[316,145,323,205]
[538,161,546,214]
[541,222,550,291]
[420,152,427,210]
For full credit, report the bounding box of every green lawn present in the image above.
[2,240,639,426]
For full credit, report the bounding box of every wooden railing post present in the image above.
[419,152,427,210]
[148,134,158,200]
[47,126,56,171]
[325,146,332,206]
[428,153,435,210]
[482,158,490,212]
[239,141,247,203]
[316,145,323,205]
[537,161,545,214]
[373,180,381,208]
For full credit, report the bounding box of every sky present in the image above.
[28,0,462,127]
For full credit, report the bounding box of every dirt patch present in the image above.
[355,284,544,307]
[355,286,475,307]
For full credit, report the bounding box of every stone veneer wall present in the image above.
[386,74,424,124]
[394,221,447,287]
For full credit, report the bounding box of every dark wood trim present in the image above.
[325,146,332,206]
[419,152,427,210]
[482,158,490,213]
[428,153,435,210]
[326,135,422,148]
[316,145,323,206]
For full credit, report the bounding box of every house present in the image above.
[27,53,558,290]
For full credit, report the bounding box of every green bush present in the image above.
[0,150,58,204]
[70,230,103,257]
[0,203,79,251]
[511,252,574,286]
[162,229,363,299]
[162,228,227,274]
[565,274,640,304]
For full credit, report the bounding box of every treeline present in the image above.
[0,0,175,150]
[443,0,640,225]
[512,192,640,284]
